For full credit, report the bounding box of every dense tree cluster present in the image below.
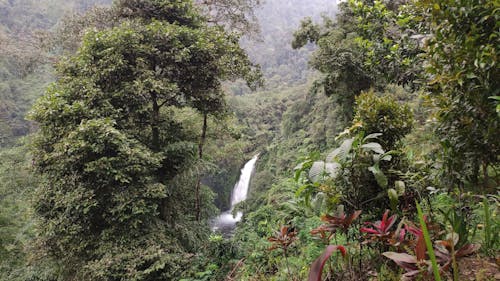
[230,1,498,279]
[293,0,422,121]
[424,0,499,187]
[28,0,259,279]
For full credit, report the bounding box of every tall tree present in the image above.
[51,0,263,222]
[29,0,259,279]
[424,0,499,187]
[292,0,423,121]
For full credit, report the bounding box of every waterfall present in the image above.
[212,154,258,234]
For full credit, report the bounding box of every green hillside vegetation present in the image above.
[226,0,499,280]
[0,0,112,147]
[0,0,499,280]
[240,0,337,89]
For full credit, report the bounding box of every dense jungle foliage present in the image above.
[0,0,498,280]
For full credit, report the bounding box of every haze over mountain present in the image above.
[242,0,337,87]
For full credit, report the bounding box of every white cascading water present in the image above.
[212,155,258,234]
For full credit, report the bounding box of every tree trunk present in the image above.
[198,113,208,159]
[195,113,208,221]
[151,92,160,152]
[151,93,169,221]
[482,162,489,190]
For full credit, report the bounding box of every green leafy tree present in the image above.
[29,0,259,279]
[293,17,372,121]
[353,89,413,150]
[53,0,263,54]
[295,89,413,213]
[292,0,423,121]
[424,0,500,187]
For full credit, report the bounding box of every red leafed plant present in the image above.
[321,210,362,234]
[404,222,427,261]
[311,210,361,244]
[268,225,298,280]
[308,211,358,280]
[434,235,481,274]
[383,223,430,279]
[383,223,481,280]
[360,210,398,242]
[310,224,334,245]
[308,245,347,281]
[268,225,298,252]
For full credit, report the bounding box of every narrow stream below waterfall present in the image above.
[211,155,258,236]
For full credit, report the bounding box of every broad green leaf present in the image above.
[368,165,388,188]
[388,188,398,201]
[309,161,326,182]
[326,138,354,162]
[361,142,384,154]
[309,161,340,182]
[395,180,405,195]
[363,133,383,141]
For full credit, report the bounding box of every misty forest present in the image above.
[0,0,499,280]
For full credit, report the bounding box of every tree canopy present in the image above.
[29,0,260,279]
[293,0,423,121]
[424,0,499,187]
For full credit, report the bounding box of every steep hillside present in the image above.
[242,0,337,88]
[0,0,111,147]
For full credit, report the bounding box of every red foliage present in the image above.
[321,210,362,233]
[311,210,361,243]
[268,226,298,252]
[383,218,480,279]
[360,210,397,242]
[308,245,347,281]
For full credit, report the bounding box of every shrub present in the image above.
[353,89,413,150]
